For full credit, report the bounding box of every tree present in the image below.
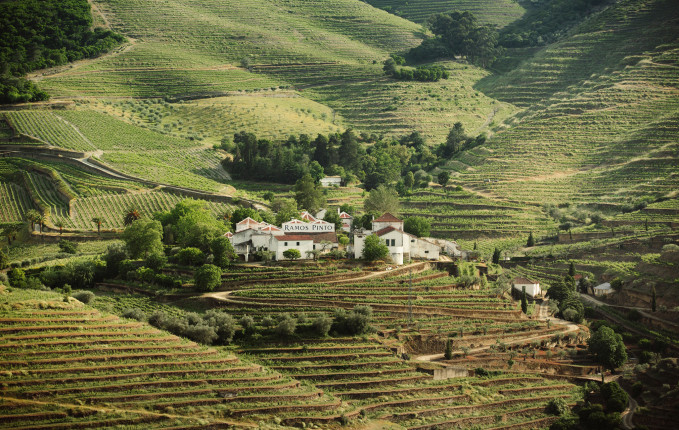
[24,209,41,231]
[651,286,657,312]
[527,232,535,247]
[136,266,155,286]
[444,339,453,360]
[91,217,103,235]
[54,219,65,235]
[546,280,573,304]
[275,314,297,337]
[121,218,164,259]
[294,173,325,213]
[362,234,389,261]
[492,247,501,264]
[273,198,298,225]
[611,278,623,293]
[568,261,576,277]
[0,250,8,270]
[312,314,332,337]
[124,208,141,226]
[588,326,628,371]
[309,160,325,183]
[521,286,528,314]
[364,185,400,215]
[194,264,222,292]
[35,214,45,234]
[283,249,301,260]
[175,206,227,252]
[404,216,431,237]
[404,171,415,189]
[211,236,236,268]
[437,171,450,189]
[323,210,342,231]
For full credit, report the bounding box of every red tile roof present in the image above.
[274,234,315,242]
[375,226,398,236]
[339,212,353,219]
[374,213,402,223]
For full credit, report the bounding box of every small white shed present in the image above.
[320,176,342,187]
[512,277,542,298]
[594,283,614,297]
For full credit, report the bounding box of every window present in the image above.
[425,250,429,254]
[296,242,300,246]
[284,242,288,246]
[411,239,415,243]
[390,239,396,247]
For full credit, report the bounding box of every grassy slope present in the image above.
[32,0,512,142]
[452,0,679,205]
[361,0,526,26]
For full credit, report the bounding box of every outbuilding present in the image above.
[512,277,542,298]
[320,176,342,187]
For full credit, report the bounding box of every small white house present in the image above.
[512,277,542,298]
[353,213,441,265]
[320,176,342,187]
[594,282,614,297]
[339,211,353,232]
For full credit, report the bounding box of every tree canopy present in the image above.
[588,326,628,371]
[0,0,125,103]
[364,185,400,215]
[121,218,164,259]
[404,216,431,237]
[362,234,389,261]
[294,173,326,213]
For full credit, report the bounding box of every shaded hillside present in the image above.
[451,0,679,205]
[361,0,526,27]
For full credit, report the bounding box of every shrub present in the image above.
[71,290,95,304]
[145,252,168,272]
[275,314,297,337]
[204,310,237,344]
[546,398,569,416]
[362,234,389,261]
[312,314,332,336]
[444,339,453,360]
[184,324,218,344]
[631,381,643,398]
[122,308,146,321]
[283,248,301,260]
[58,240,78,254]
[239,315,255,335]
[194,264,222,291]
[332,305,373,335]
[601,381,628,413]
[177,247,205,266]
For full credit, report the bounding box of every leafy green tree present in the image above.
[194,264,222,292]
[527,232,535,247]
[121,219,164,259]
[177,247,205,266]
[437,171,450,188]
[54,219,65,235]
[364,185,400,215]
[175,206,227,251]
[272,198,298,225]
[404,216,431,237]
[283,249,301,260]
[323,210,342,231]
[521,286,528,314]
[363,234,389,261]
[25,209,41,231]
[404,171,415,189]
[309,160,325,183]
[144,252,167,272]
[339,129,363,172]
[275,314,297,337]
[568,261,576,277]
[546,280,573,304]
[611,278,623,293]
[312,314,333,336]
[588,326,628,371]
[211,236,236,268]
[294,173,326,213]
[136,266,155,286]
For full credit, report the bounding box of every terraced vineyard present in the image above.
[196,263,583,427]
[0,182,35,223]
[363,0,526,26]
[458,0,679,204]
[0,288,339,428]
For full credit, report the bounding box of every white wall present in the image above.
[513,283,541,297]
[275,238,314,261]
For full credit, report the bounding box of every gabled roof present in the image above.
[224,232,234,238]
[275,234,315,242]
[260,225,281,232]
[236,217,263,226]
[513,277,539,285]
[285,219,306,224]
[375,226,399,236]
[374,213,402,223]
[594,283,612,290]
[299,211,317,222]
[339,212,353,219]
[311,219,331,225]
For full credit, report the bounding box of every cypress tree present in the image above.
[568,262,576,277]
[492,248,501,264]
[521,286,528,314]
[652,286,657,312]
[526,232,535,247]
[444,339,453,360]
